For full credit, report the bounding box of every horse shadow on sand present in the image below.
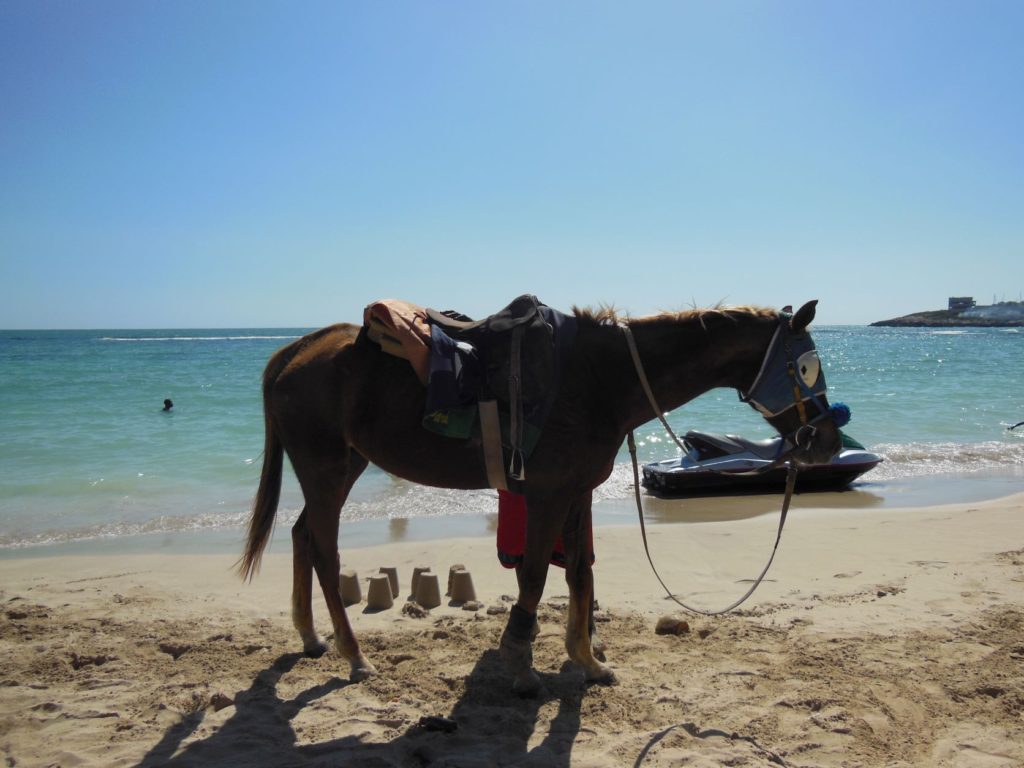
[135,649,585,767]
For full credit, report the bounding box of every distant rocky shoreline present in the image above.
[872,301,1024,327]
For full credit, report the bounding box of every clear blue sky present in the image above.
[2,1,1021,328]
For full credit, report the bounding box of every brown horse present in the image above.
[239,299,840,695]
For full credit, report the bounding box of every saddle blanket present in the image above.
[363,299,431,384]
[496,490,595,569]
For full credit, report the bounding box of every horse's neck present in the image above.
[592,310,777,433]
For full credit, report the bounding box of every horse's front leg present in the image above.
[500,600,542,696]
[500,494,563,696]
[563,492,615,685]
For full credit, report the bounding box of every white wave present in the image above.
[99,335,301,342]
[338,485,500,522]
[867,440,1024,480]
[0,508,254,549]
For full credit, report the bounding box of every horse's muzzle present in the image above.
[789,418,842,465]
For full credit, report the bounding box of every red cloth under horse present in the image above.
[496,489,595,569]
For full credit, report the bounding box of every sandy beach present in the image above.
[2,491,1023,767]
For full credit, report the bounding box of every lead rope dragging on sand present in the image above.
[627,431,797,616]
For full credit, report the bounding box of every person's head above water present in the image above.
[163,399,173,411]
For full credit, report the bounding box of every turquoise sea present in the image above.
[1,325,1022,556]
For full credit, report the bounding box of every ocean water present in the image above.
[1,325,1022,554]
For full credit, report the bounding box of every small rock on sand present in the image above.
[401,602,429,619]
[655,616,690,636]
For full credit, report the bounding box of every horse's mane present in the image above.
[572,303,778,328]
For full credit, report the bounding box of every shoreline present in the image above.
[1,490,1022,766]
[2,468,1021,560]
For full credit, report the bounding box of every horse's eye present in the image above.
[796,351,821,388]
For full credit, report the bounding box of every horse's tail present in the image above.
[237,349,290,582]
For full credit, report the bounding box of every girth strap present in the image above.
[507,325,526,481]
[479,400,508,491]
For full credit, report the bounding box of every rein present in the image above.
[621,323,799,616]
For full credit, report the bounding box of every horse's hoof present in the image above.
[499,632,533,672]
[500,631,540,695]
[512,668,542,698]
[586,663,617,686]
[349,657,377,682]
[304,639,329,658]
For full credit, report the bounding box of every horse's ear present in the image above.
[790,300,818,333]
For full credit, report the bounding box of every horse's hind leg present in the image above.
[589,597,606,659]
[295,450,376,681]
[563,492,615,685]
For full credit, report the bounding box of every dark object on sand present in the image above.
[417,716,458,733]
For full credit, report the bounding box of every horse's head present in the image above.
[739,300,844,465]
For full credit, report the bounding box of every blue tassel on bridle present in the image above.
[829,402,851,428]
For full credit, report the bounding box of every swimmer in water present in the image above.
[163,399,174,412]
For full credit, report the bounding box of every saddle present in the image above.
[364,295,577,490]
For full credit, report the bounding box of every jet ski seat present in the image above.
[683,430,783,461]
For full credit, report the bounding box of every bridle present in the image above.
[621,314,849,616]
[737,317,845,454]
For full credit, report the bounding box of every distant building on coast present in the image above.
[872,296,1024,327]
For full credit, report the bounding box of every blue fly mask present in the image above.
[739,313,849,440]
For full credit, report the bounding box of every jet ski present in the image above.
[641,430,883,496]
